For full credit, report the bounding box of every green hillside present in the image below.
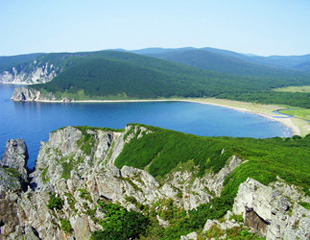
[30,51,310,107]
[33,51,271,99]
[116,124,310,193]
[114,124,310,239]
[3,49,310,108]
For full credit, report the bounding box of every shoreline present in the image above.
[22,97,304,136]
[180,98,301,136]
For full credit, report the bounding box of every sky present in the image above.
[0,0,309,56]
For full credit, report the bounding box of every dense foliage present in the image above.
[21,50,310,108]
[91,201,149,240]
[47,193,64,210]
[116,125,310,196]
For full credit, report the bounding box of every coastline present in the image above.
[180,98,302,136]
[28,97,305,136]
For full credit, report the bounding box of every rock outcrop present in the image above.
[0,61,57,85]
[11,87,56,102]
[0,139,29,238]
[0,139,29,190]
[233,178,310,240]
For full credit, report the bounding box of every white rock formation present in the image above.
[233,178,310,240]
[0,62,57,85]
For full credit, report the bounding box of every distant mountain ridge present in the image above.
[134,47,310,75]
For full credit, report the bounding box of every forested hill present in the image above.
[3,49,310,107]
[31,51,261,99]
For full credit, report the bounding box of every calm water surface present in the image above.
[0,84,292,168]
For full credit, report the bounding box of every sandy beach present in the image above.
[179,98,302,136]
[33,97,310,136]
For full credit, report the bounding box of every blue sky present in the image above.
[0,0,309,56]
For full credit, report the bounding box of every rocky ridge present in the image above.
[0,125,310,239]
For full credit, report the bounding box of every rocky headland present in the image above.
[11,87,57,102]
[0,125,310,239]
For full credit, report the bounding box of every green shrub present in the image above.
[91,202,150,240]
[65,192,77,211]
[298,201,310,210]
[47,193,64,210]
[60,219,72,233]
[78,189,92,202]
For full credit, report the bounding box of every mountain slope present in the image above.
[1,124,310,239]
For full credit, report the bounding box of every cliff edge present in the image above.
[1,125,310,239]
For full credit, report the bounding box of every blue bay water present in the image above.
[0,84,291,169]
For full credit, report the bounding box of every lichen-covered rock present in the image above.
[0,167,22,190]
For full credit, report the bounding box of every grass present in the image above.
[41,166,50,183]
[279,108,310,121]
[298,201,310,210]
[61,159,74,180]
[274,85,310,93]
[60,219,73,233]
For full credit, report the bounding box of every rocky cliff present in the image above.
[1,125,310,239]
[0,60,58,85]
[11,87,57,102]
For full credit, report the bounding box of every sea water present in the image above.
[0,84,292,168]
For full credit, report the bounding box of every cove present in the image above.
[0,84,292,169]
